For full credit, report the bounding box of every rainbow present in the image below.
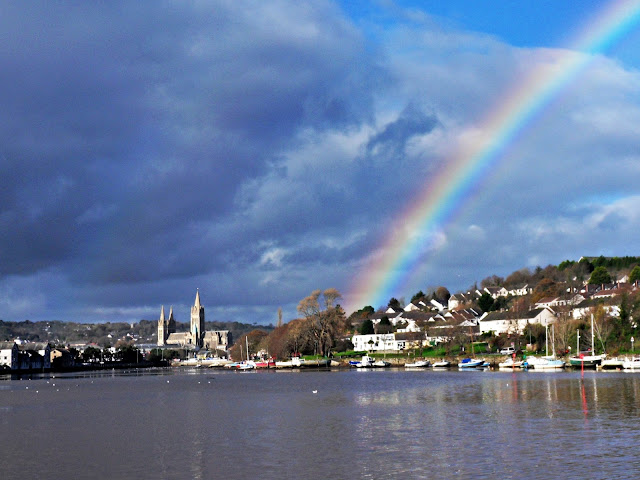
[349,0,640,309]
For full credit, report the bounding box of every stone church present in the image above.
[157,289,231,351]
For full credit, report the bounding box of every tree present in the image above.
[296,288,345,356]
[81,346,102,362]
[532,278,558,302]
[360,319,374,335]
[591,305,613,354]
[629,266,640,284]
[589,266,612,285]
[434,286,451,303]
[481,275,503,288]
[387,297,402,310]
[411,290,425,302]
[478,292,494,312]
[377,316,393,334]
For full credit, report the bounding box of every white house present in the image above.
[351,334,400,352]
[508,284,532,296]
[479,308,556,335]
[483,286,509,299]
[448,291,479,310]
[571,298,621,320]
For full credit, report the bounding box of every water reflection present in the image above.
[3,369,640,479]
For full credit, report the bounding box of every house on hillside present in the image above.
[508,284,532,296]
[479,307,556,335]
[444,308,482,324]
[448,291,480,310]
[351,332,428,352]
[483,286,509,299]
[571,298,621,320]
[424,316,480,345]
[404,302,421,312]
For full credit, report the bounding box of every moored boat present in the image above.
[373,360,391,368]
[600,358,624,370]
[458,358,485,369]
[498,357,524,369]
[405,360,431,368]
[569,353,605,368]
[570,314,605,368]
[526,356,565,370]
[236,360,256,370]
[432,359,451,368]
[254,358,276,368]
[354,355,375,368]
[623,357,640,370]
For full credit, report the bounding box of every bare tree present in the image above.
[296,288,344,356]
[591,305,613,353]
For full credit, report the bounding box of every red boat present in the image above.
[254,358,276,369]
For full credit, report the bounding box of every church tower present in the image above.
[158,306,167,346]
[190,289,205,348]
[167,306,176,336]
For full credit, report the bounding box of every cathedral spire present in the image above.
[168,306,174,320]
[194,288,201,309]
[160,305,165,322]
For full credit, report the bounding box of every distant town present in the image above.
[3,255,640,373]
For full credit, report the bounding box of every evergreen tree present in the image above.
[478,292,494,312]
[629,266,640,284]
[589,266,612,285]
[359,319,375,335]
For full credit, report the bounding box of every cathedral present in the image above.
[157,289,231,351]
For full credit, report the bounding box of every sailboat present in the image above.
[569,314,606,368]
[237,336,255,370]
[528,323,565,370]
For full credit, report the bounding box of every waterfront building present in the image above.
[0,342,51,370]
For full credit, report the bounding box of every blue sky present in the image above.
[1,0,640,326]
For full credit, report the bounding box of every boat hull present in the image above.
[458,359,485,369]
[569,354,604,368]
[405,360,430,368]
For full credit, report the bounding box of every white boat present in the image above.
[354,355,375,368]
[569,315,605,368]
[623,357,640,369]
[600,358,624,370]
[526,356,565,370]
[275,359,293,368]
[236,360,256,370]
[373,360,391,368]
[432,359,451,368]
[405,360,430,368]
[526,324,565,369]
[458,358,485,369]
[293,357,330,368]
[498,358,524,369]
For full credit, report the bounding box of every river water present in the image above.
[2,367,640,479]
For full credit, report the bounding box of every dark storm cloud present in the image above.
[2,1,640,324]
[0,1,376,285]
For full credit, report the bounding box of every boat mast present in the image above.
[545,323,549,357]
[246,335,249,361]
[591,314,595,354]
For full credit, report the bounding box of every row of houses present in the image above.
[353,305,556,352]
[353,282,639,352]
